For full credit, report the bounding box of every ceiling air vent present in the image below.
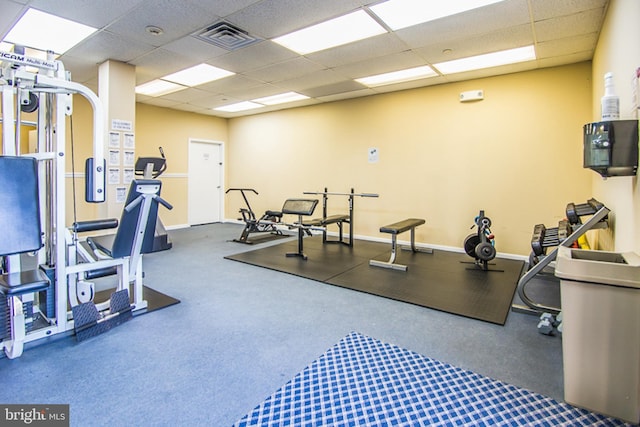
[193,21,261,51]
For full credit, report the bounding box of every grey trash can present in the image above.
[555,246,640,424]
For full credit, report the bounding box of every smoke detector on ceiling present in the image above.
[193,21,261,51]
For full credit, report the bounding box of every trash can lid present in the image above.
[555,246,640,289]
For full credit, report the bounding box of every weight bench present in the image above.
[304,214,350,244]
[369,218,432,271]
[281,198,319,260]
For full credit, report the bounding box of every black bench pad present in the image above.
[304,214,350,227]
[0,270,50,296]
[380,218,425,234]
[282,199,318,216]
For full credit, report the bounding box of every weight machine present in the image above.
[0,47,169,358]
[226,188,283,244]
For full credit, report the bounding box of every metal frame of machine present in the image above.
[0,48,152,358]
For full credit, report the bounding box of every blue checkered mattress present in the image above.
[234,332,631,426]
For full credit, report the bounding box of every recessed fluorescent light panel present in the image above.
[135,80,186,97]
[162,64,235,86]
[370,0,505,31]
[356,65,437,87]
[214,101,264,113]
[433,46,536,74]
[273,10,387,55]
[4,8,97,54]
[252,92,309,105]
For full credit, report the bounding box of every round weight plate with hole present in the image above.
[475,241,496,261]
[464,234,480,258]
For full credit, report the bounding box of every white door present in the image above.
[188,140,223,225]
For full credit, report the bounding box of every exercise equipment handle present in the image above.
[226,188,258,194]
[154,195,173,210]
[73,218,119,233]
[124,195,143,213]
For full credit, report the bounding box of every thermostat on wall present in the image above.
[460,90,484,102]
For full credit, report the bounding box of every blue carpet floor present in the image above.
[234,332,631,427]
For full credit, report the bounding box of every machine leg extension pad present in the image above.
[72,289,133,342]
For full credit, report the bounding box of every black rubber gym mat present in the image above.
[93,285,180,314]
[225,236,524,325]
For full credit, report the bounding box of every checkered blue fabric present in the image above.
[234,332,631,426]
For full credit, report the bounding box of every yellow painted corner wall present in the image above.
[227,63,594,256]
[135,103,228,227]
[591,0,640,253]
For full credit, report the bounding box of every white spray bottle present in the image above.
[601,72,620,120]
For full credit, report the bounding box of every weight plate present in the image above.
[463,234,480,258]
[475,242,496,261]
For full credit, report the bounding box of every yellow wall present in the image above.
[135,103,227,227]
[227,63,594,255]
[63,98,228,228]
[591,0,640,253]
[5,62,595,257]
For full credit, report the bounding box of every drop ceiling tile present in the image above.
[196,74,264,94]
[210,41,298,73]
[333,51,428,79]
[63,30,155,64]
[301,80,367,98]
[27,0,145,28]
[225,0,366,39]
[104,0,217,47]
[131,48,198,83]
[305,33,408,69]
[536,33,599,59]
[369,75,445,94]
[190,94,244,109]
[0,1,25,38]
[535,8,607,42]
[219,83,284,101]
[162,35,229,62]
[160,87,212,103]
[186,0,262,18]
[168,102,210,113]
[530,0,608,21]
[275,69,350,92]
[536,51,593,68]
[393,0,530,50]
[415,24,534,64]
[243,57,325,83]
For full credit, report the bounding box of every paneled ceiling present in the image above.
[0,0,609,118]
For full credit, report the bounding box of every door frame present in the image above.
[187,138,225,225]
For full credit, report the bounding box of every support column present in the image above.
[98,60,136,218]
